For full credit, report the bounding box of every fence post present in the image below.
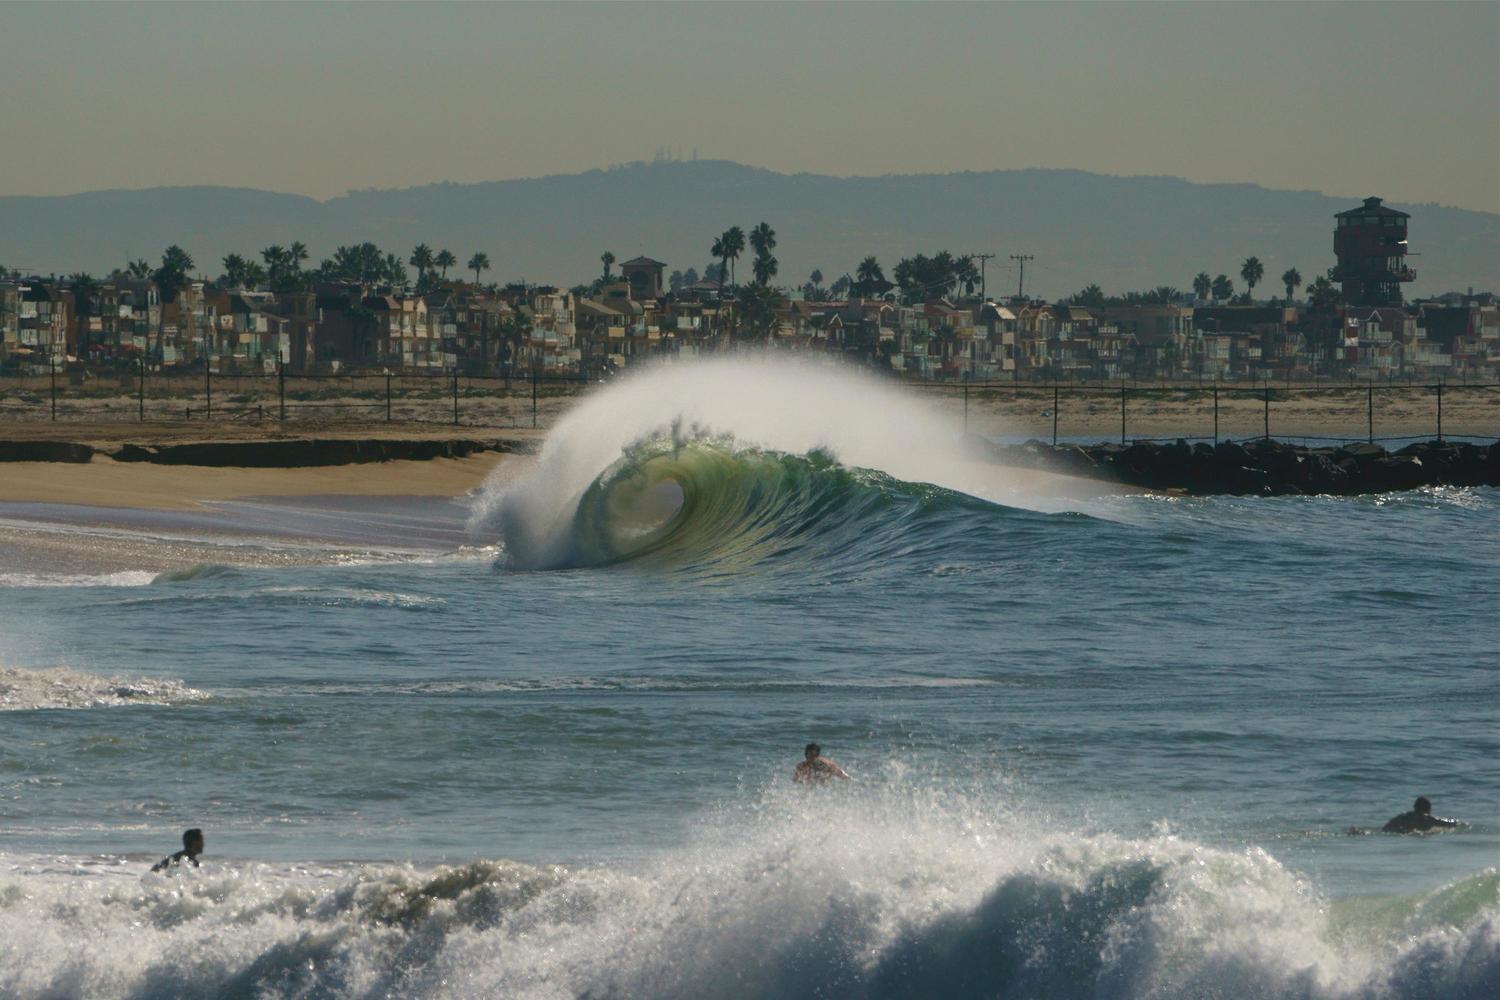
[1436,381,1443,442]
[138,356,145,422]
[1367,384,1373,444]
[453,372,459,426]
[50,357,56,421]
[1051,384,1059,447]
[532,366,538,430]
[1212,380,1219,444]
[963,382,968,435]
[1119,383,1126,444]
[278,359,286,421]
[1263,383,1270,440]
[206,363,212,419]
[386,373,392,422]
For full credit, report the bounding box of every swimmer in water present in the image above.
[793,743,849,784]
[151,828,204,871]
[1382,796,1459,834]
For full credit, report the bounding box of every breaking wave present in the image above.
[470,358,1076,570]
[2,787,1495,999]
[0,665,211,711]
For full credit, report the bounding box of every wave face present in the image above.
[2,789,1496,1000]
[471,357,1062,570]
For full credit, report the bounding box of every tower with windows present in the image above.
[1333,197,1413,306]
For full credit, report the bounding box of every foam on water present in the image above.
[0,665,211,711]
[2,785,1495,999]
[0,570,158,588]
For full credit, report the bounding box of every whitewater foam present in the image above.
[1,786,1494,999]
[0,665,211,711]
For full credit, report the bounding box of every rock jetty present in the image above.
[979,438,1500,496]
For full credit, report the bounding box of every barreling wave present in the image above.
[3,786,1496,999]
[549,435,997,570]
[470,357,1075,571]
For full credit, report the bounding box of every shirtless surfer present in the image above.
[793,743,849,784]
[151,828,204,872]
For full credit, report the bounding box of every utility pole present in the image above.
[1010,254,1035,301]
[973,253,996,300]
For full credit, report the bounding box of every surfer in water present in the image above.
[793,743,849,784]
[151,828,204,871]
[1382,796,1459,834]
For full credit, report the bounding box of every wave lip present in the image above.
[0,665,211,711]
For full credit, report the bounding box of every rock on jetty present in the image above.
[978,438,1500,496]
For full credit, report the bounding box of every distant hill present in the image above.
[1,161,1495,299]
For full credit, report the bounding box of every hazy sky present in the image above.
[3,2,1497,212]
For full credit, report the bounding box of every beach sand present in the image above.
[0,453,509,510]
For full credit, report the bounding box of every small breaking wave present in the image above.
[0,665,211,711]
[0,788,1496,999]
[0,570,157,588]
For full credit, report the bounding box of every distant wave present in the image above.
[0,665,211,711]
[1,787,1495,998]
[0,570,157,588]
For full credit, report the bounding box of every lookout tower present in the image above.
[620,256,666,300]
[1333,197,1413,306]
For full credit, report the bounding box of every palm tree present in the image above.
[1210,274,1233,303]
[723,226,746,285]
[710,236,728,292]
[1193,272,1212,301]
[855,256,885,298]
[288,242,309,271]
[221,254,248,287]
[243,261,267,289]
[1281,267,1302,302]
[1302,275,1343,371]
[601,251,616,281]
[468,252,491,286]
[126,259,153,280]
[954,255,980,298]
[410,244,435,283]
[1240,257,1264,299]
[435,249,457,279]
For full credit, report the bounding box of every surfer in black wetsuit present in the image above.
[793,743,849,784]
[1382,796,1459,834]
[151,828,204,871]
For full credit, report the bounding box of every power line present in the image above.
[973,253,996,300]
[1010,254,1035,299]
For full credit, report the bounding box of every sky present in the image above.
[2,1,1497,213]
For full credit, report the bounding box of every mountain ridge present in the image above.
[2,162,1494,298]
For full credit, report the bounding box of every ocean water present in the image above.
[1,359,1496,999]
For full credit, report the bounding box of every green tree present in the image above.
[735,281,785,341]
[468,252,491,286]
[1192,272,1212,300]
[1240,256,1264,298]
[1301,275,1343,370]
[710,236,728,291]
[723,226,745,285]
[434,249,457,279]
[600,251,615,281]
[954,255,980,297]
[1073,284,1106,308]
[749,222,777,285]
[153,245,195,301]
[410,244,435,284]
[855,256,886,298]
[242,261,267,288]
[1150,286,1181,305]
[1281,267,1302,302]
[1210,274,1233,302]
[221,254,248,287]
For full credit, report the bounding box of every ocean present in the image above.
[1,359,1496,999]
